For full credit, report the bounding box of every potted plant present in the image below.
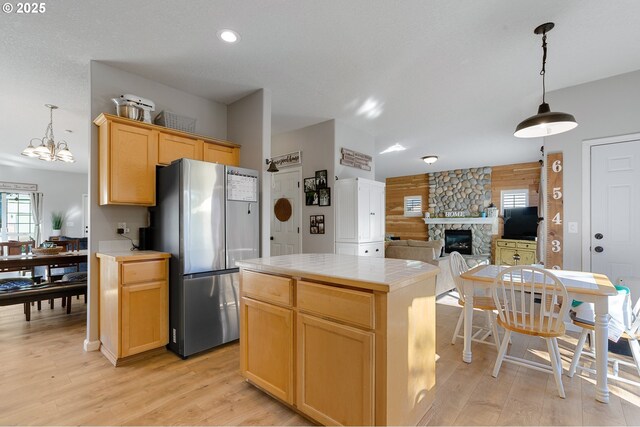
[51,211,64,237]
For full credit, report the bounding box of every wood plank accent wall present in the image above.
[385,162,541,246]
[385,174,429,241]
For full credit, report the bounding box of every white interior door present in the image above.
[591,140,640,288]
[270,168,301,255]
[82,194,89,236]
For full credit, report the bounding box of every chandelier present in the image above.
[21,104,75,163]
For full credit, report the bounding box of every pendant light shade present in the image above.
[514,23,577,138]
[514,102,578,138]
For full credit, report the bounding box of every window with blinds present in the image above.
[501,189,529,213]
[404,195,422,217]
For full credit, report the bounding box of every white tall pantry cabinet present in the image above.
[335,178,385,257]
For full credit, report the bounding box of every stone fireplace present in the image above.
[427,167,494,256]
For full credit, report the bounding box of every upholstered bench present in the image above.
[0,278,87,321]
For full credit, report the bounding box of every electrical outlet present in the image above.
[568,222,578,234]
[117,222,130,234]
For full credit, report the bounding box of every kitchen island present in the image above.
[236,253,439,426]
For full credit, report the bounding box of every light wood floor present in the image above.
[1,294,639,426]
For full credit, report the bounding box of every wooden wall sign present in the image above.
[546,152,563,269]
[269,151,301,168]
[0,181,38,191]
[340,148,372,171]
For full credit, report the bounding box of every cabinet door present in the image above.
[335,243,358,256]
[106,122,157,205]
[357,181,372,242]
[240,297,294,404]
[296,313,374,426]
[121,280,168,357]
[158,133,203,165]
[369,184,385,242]
[203,143,240,166]
[497,248,517,266]
[519,250,536,265]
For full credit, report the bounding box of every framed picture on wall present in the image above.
[310,226,319,234]
[305,191,318,206]
[318,188,331,206]
[303,177,316,192]
[315,170,328,189]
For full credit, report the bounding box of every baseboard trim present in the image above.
[84,339,101,352]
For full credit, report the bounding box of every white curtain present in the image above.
[29,192,44,245]
[536,165,545,264]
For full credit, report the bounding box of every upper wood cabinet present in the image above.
[203,142,240,166]
[99,120,158,206]
[158,133,203,165]
[94,114,241,206]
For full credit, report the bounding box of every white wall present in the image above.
[334,120,375,180]
[272,120,336,253]
[544,69,640,270]
[86,61,228,348]
[227,89,272,257]
[0,166,87,239]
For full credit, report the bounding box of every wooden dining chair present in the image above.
[568,293,640,385]
[491,266,570,398]
[449,251,501,350]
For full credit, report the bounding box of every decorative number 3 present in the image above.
[552,160,563,173]
[552,240,561,253]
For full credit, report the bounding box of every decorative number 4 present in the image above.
[552,212,562,225]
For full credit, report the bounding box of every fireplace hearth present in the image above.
[445,229,472,255]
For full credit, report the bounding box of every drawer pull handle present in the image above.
[365,250,369,253]
[375,248,379,252]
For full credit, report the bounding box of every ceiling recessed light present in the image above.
[422,155,438,164]
[218,29,240,43]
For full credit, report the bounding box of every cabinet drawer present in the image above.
[497,240,517,248]
[297,281,374,329]
[359,242,384,257]
[122,260,167,284]
[517,242,537,250]
[242,270,292,307]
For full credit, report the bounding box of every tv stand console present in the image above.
[495,238,537,266]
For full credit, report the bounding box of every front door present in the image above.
[270,168,301,255]
[590,139,640,287]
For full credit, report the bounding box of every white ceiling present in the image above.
[2,1,640,178]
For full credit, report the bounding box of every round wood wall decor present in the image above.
[274,198,292,222]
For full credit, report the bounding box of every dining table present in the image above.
[460,264,618,404]
[0,250,88,274]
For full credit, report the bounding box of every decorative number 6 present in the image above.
[552,160,563,173]
[551,240,561,253]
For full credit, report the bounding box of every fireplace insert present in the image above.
[445,229,472,255]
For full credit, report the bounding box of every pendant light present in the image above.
[22,104,75,162]
[514,22,577,138]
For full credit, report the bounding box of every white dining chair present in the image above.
[491,266,570,398]
[449,251,500,350]
[568,292,640,385]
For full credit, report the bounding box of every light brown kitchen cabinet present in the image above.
[98,119,158,206]
[296,313,374,426]
[157,133,203,165]
[240,296,294,404]
[97,251,170,366]
[94,113,241,206]
[203,142,240,166]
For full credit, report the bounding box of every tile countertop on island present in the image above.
[235,253,439,293]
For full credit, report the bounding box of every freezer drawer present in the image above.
[182,271,240,357]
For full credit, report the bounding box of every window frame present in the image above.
[403,195,423,217]
[500,189,529,214]
[0,192,35,241]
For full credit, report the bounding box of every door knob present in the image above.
[270,236,274,241]
[594,246,604,253]
[594,233,603,240]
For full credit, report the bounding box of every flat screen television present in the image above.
[503,207,539,241]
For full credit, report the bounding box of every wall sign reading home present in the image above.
[340,147,372,171]
[444,211,466,218]
[546,152,563,269]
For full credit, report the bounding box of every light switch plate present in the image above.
[568,222,578,234]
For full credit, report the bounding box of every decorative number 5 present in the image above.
[552,160,563,173]
[552,240,561,253]
[552,187,562,200]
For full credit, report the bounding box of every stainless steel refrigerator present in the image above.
[152,159,259,358]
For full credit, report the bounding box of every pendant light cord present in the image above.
[540,32,548,103]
